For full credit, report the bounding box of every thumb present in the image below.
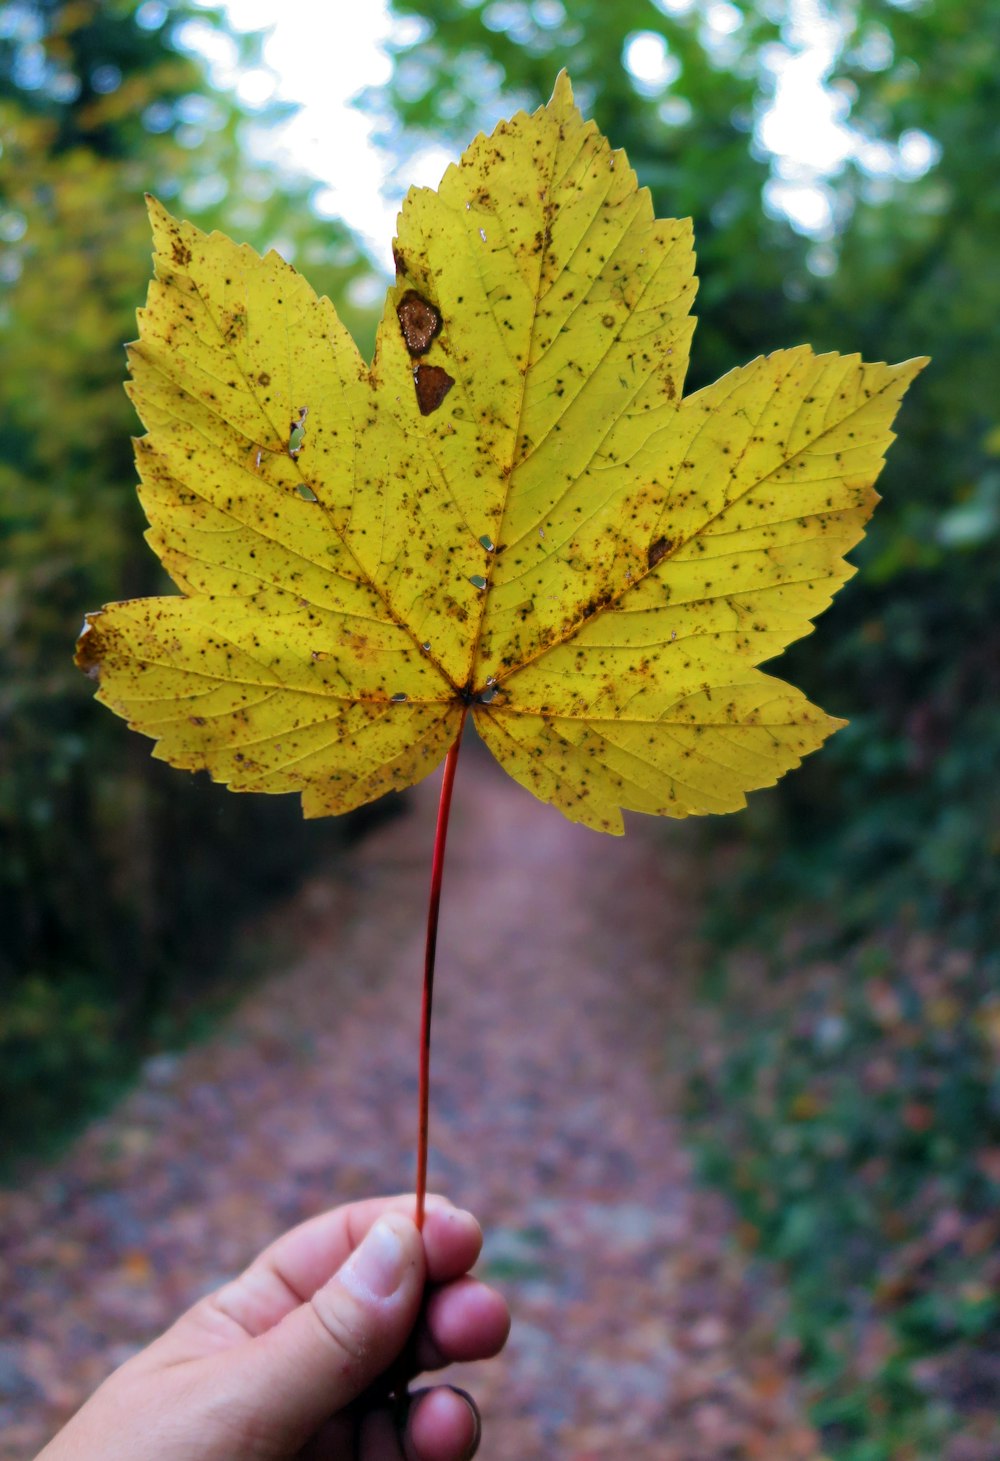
[218,1213,425,1447]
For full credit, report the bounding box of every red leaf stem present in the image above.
[415,713,466,1229]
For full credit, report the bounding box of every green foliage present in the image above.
[0,0,383,1163]
[768,0,1000,953]
[680,933,1000,1459]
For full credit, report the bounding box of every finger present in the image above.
[217,1213,426,1449]
[404,1387,481,1461]
[357,1406,405,1461]
[177,1195,458,1348]
[420,1207,482,1286]
[295,1411,357,1460]
[415,1277,511,1373]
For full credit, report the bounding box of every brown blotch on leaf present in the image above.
[392,245,407,276]
[397,291,443,356]
[171,239,192,267]
[414,364,455,416]
[647,536,674,569]
[74,615,105,682]
[577,588,616,624]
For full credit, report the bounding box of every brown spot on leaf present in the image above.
[74,614,105,682]
[171,238,192,267]
[397,291,443,356]
[258,371,271,387]
[578,588,615,623]
[189,716,206,726]
[223,309,246,343]
[392,245,407,276]
[414,364,455,415]
[664,376,676,401]
[647,536,674,569]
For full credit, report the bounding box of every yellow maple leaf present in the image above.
[76,75,926,834]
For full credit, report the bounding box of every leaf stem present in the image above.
[415,713,466,1230]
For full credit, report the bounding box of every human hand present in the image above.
[36,1194,510,1461]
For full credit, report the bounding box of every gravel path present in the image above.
[1,740,820,1459]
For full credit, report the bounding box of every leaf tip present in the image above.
[549,69,576,111]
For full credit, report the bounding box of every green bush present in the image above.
[680,928,1000,1459]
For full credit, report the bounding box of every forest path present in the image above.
[1,740,819,1460]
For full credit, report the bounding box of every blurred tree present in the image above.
[374,0,998,945]
[788,0,1000,947]
[0,0,383,1159]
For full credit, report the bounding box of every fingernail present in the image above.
[342,1218,407,1300]
[448,1386,482,1459]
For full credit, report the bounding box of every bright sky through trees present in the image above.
[179,0,937,265]
[177,0,444,266]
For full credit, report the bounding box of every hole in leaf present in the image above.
[288,405,308,457]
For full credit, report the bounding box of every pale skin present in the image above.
[36,1195,510,1461]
